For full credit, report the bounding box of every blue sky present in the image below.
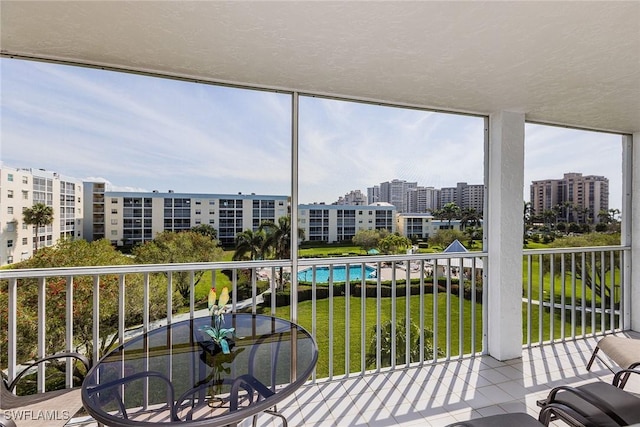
[1,58,622,209]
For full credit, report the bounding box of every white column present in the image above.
[487,111,525,360]
[630,132,640,331]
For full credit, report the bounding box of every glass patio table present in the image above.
[81,313,318,426]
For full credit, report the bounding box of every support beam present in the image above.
[487,111,525,360]
[629,132,639,331]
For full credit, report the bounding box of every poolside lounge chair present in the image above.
[1,352,90,427]
[537,369,640,426]
[586,335,640,388]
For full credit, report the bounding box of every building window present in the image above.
[112,209,118,214]
[22,191,28,199]
[22,176,28,184]
[111,198,118,203]
[7,207,13,214]
[7,190,13,198]
[22,237,28,245]
[209,200,215,205]
[195,209,201,215]
[111,219,118,225]
[7,174,13,182]
[111,230,118,235]
[7,240,13,248]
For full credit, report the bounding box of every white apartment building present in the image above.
[396,213,463,240]
[83,185,290,247]
[406,186,441,213]
[334,189,367,206]
[298,203,396,243]
[379,179,417,213]
[0,166,83,266]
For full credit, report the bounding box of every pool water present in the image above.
[297,265,377,283]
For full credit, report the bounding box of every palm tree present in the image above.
[23,203,54,251]
[233,229,266,261]
[459,207,481,230]
[435,202,461,228]
[259,216,305,287]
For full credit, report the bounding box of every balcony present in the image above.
[1,246,634,426]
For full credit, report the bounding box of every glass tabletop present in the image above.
[81,313,318,426]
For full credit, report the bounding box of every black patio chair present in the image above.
[1,352,91,427]
[537,369,640,426]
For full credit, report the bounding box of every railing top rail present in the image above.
[523,245,629,256]
[0,252,488,279]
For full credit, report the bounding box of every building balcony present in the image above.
[1,247,635,426]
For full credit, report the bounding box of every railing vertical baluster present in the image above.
[538,254,543,344]
[66,276,74,388]
[406,262,411,366]
[526,255,532,346]
[92,275,100,369]
[189,271,195,317]
[571,253,576,338]
[433,259,439,362]
[8,278,17,383]
[118,275,125,345]
[376,262,382,371]
[560,255,566,340]
[600,251,606,333]
[550,255,555,342]
[581,252,586,335]
[252,267,257,315]
[166,272,173,325]
[143,272,150,333]
[610,251,615,332]
[419,260,425,364]
[391,261,397,369]
[471,260,477,354]
[361,263,366,374]
[311,265,317,381]
[328,264,334,379]
[445,258,451,360]
[458,256,464,359]
[345,263,351,376]
[270,266,276,315]
[591,252,597,336]
[37,277,45,393]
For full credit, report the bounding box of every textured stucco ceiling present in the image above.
[1,1,639,133]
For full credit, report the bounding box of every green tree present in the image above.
[378,233,411,255]
[22,203,54,251]
[365,318,442,369]
[133,231,224,301]
[546,233,621,307]
[191,224,218,240]
[0,239,181,367]
[352,229,388,253]
[233,228,266,261]
[429,229,465,249]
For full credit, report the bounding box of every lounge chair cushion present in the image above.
[597,336,640,369]
[445,412,543,427]
[551,381,640,426]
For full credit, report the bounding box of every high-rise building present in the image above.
[439,182,484,213]
[530,172,609,223]
[367,185,380,204]
[379,179,417,213]
[0,166,83,265]
[335,189,367,206]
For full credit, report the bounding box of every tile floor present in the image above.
[247,332,640,426]
[68,332,640,427]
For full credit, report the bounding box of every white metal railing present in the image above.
[1,252,489,389]
[522,245,630,347]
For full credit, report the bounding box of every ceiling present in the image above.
[1,1,639,133]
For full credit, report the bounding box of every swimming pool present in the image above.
[297,265,377,283]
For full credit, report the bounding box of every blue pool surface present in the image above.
[297,265,377,283]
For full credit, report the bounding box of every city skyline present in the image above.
[1,58,623,210]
